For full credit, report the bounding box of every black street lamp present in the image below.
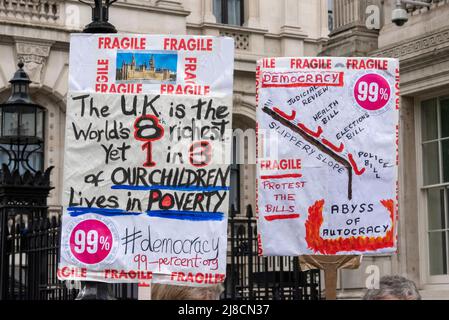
[79,0,118,34]
[75,0,119,301]
[0,62,45,174]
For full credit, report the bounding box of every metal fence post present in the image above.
[228,205,237,299]
[246,205,254,300]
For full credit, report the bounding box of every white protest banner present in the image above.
[57,34,234,285]
[256,57,399,255]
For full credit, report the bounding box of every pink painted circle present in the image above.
[354,73,391,111]
[69,219,113,265]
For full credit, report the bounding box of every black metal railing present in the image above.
[4,212,139,300]
[6,215,79,300]
[0,165,61,300]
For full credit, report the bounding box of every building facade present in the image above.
[322,0,449,300]
[6,0,448,301]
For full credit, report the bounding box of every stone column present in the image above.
[320,0,381,56]
[332,0,369,30]
[397,96,420,284]
[244,0,260,28]
[282,0,300,29]
[202,0,216,23]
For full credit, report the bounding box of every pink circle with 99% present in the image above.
[70,219,113,264]
[354,73,391,111]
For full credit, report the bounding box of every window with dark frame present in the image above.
[213,0,244,26]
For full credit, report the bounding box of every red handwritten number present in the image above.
[141,142,155,167]
[134,254,148,270]
[189,141,212,167]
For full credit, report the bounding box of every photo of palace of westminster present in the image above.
[116,54,176,82]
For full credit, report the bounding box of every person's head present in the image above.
[363,275,421,300]
[151,283,224,300]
